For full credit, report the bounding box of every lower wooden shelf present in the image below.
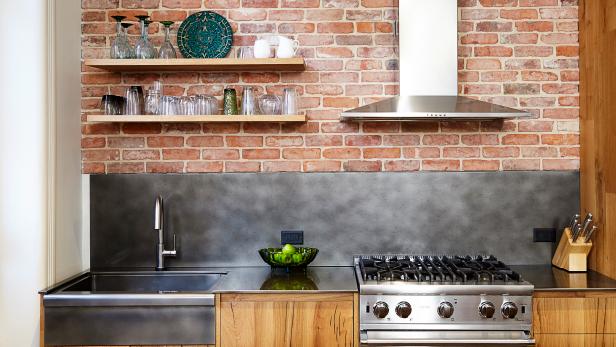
[86,114,306,123]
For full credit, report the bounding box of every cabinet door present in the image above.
[533,297,601,334]
[534,334,601,347]
[219,293,355,347]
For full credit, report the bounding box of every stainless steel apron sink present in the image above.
[41,270,225,346]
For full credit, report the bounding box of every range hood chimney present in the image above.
[341,0,531,121]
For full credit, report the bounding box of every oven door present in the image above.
[360,330,535,346]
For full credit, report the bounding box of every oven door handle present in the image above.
[361,330,535,346]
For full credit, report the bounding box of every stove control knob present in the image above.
[479,301,496,319]
[501,302,518,319]
[437,301,454,318]
[373,302,389,319]
[395,301,412,318]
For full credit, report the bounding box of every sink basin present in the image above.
[42,270,225,346]
[58,271,225,293]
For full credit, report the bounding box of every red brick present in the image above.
[463,160,500,171]
[225,161,261,172]
[82,0,119,9]
[262,136,302,147]
[541,134,579,145]
[345,135,381,146]
[242,149,280,160]
[317,22,354,33]
[107,162,145,173]
[162,0,200,8]
[481,71,518,82]
[476,21,512,32]
[282,0,319,7]
[323,148,361,159]
[475,46,513,57]
[560,147,580,157]
[123,124,162,135]
[518,120,554,132]
[422,160,460,171]
[121,0,160,8]
[226,136,263,147]
[418,147,441,159]
[202,149,240,160]
[82,149,120,161]
[263,161,302,172]
[461,134,499,146]
[514,46,553,57]
[561,70,579,82]
[108,137,145,148]
[466,59,501,70]
[441,122,481,133]
[521,147,558,158]
[461,9,499,20]
[186,161,224,173]
[303,160,341,172]
[363,148,400,159]
[204,0,239,7]
[516,21,553,32]
[540,8,578,19]
[82,137,106,148]
[543,159,579,170]
[306,9,344,20]
[147,136,183,147]
[186,135,224,147]
[82,162,106,174]
[542,83,578,94]
[147,162,184,173]
[162,149,200,160]
[501,33,538,44]
[519,0,557,5]
[422,135,459,146]
[483,147,520,158]
[123,150,160,160]
[384,160,420,172]
[503,159,541,170]
[344,160,382,172]
[543,108,579,119]
[443,147,480,158]
[500,9,538,19]
[278,23,316,33]
[241,0,277,7]
[502,134,539,145]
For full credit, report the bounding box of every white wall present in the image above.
[0,0,50,345]
[53,0,85,281]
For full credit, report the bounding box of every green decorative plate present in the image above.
[177,11,233,59]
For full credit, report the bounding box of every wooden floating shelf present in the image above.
[87,114,306,123]
[84,58,306,72]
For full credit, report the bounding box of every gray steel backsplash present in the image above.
[90,172,579,269]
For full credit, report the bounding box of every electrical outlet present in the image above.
[281,230,303,245]
[533,228,556,242]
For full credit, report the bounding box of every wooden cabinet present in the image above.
[218,293,358,347]
[533,291,616,346]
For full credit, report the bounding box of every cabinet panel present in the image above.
[532,297,601,334]
[535,334,600,347]
[219,294,355,347]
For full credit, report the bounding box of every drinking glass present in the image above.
[158,21,177,59]
[120,23,135,58]
[110,16,126,59]
[160,96,179,115]
[179,96,196,115]
[236,47,254,59]
[282,87,298,115]
[124,86,144,115]
[196,95,218,115]
[100,95,116,115]
[135,16,157,59]
[258,94,282,115]
[241,86,257,115]
[145,89,161,115]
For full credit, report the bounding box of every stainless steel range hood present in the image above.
[341,0,531,121]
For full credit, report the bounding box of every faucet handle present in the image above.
[163,233,177,257]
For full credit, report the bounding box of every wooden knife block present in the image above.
[552,227,593,272]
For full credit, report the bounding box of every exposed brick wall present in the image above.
[81,0,579,174]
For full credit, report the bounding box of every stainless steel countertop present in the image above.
[211,266,358,293]
[512,265,616,291]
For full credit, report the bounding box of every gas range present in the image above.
[355,255,535,346]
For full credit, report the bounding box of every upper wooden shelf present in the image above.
[87,114,306,123]
[84,58,306,72]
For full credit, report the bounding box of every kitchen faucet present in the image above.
[154,195,176,270]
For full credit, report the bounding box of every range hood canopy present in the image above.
[342,0,532,121]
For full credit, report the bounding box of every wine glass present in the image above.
[158,21,177,59]
[120,23,135,58]
[110,15,126,59]
[135,16,157,59]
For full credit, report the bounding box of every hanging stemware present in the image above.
[120,22,135,59]
[110,15,126,59]
[158,21,177,59]
[134,15,157,59]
